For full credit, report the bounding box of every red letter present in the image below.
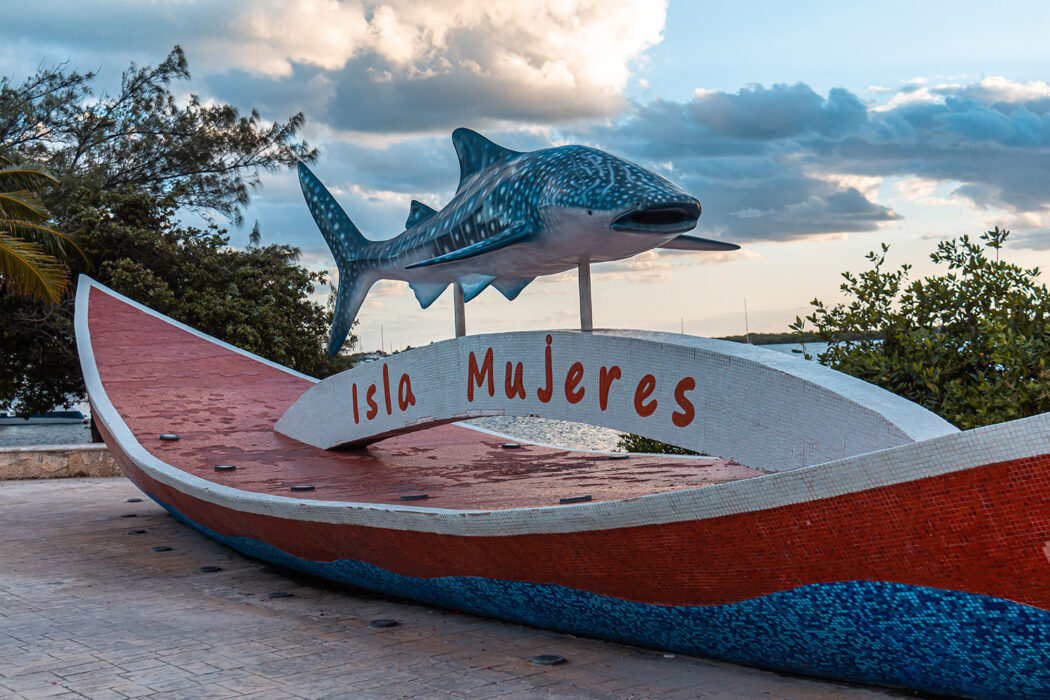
[366,384,379,420]
[672,377,696,427]
[537,334,554,403]
[398,374,416,411]
[564,361,585,404]
[468,348,494,401]
[352,383,360,424]
[505,362,525,399]
[634,374,657,417]
[599,365,621,410]
[382,363,392,415]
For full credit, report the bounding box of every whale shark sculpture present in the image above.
[300,128,739,355]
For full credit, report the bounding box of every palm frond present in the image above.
[0,164,60,192]
[0,219,90,266]
[0,232,67,303]
[0,190,50,222]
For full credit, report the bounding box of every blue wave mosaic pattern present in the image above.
[157,499,1050,700]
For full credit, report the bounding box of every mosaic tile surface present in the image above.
[160,497,1050,700]
[78,277,1050,700]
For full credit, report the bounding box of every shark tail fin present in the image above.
[298,162,377,356]
[298,162,370,255]
[328,264,375,356]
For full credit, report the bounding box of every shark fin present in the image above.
[659,234,741,252]
[298,162,376,356]
[405,221,537,270]
[493,276,535,301]
[408,281,448,309]
[458,274,498,302]
[452,128,519,190]
[406,200,438,229]
[298,162,370,255]
[328,266,376,357]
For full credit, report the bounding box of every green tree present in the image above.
[794,227,1050,429]
[248,220,262,247]
[80,189,352,375]
[0,48,353,417]
[0,47,312,223]
[0,154,85,302]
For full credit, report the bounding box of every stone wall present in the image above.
[0,444,122,480]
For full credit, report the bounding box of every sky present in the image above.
[3,1,1050,352]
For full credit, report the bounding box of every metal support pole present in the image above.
[578,260,593,332]
[454,284,466,337]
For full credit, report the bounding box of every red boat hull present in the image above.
[78,278,1050,699]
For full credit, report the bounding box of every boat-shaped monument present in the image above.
[76,130,1050,699]
[77,276,1050,700]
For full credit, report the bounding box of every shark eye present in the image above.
[587,210,593,215]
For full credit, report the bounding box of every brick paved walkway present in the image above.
[0,478,907,699]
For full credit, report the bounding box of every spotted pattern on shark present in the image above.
[300,128,739,355]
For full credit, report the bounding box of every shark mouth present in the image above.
[610,201,701,233]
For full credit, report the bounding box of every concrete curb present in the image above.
[0,443,121,480]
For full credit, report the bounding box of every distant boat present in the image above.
[0,410,87,425]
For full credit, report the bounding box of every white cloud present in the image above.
[371,279,411,297]
[870,76,1050,114]
[202,0,665,97]
[781,231,849,243]
[894,177,938,201]
[0,0,667,133]
[191,0,669,132]
[983,209,1046,232]
[816,173,883,202]
[1010,230,1050,251]
[594,250,674,283]
[590,246,750,284]
[874,85,942,112]
[213,1,371,77]
[969,76,1050,103]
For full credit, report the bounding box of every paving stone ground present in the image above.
[0,478,915,699]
